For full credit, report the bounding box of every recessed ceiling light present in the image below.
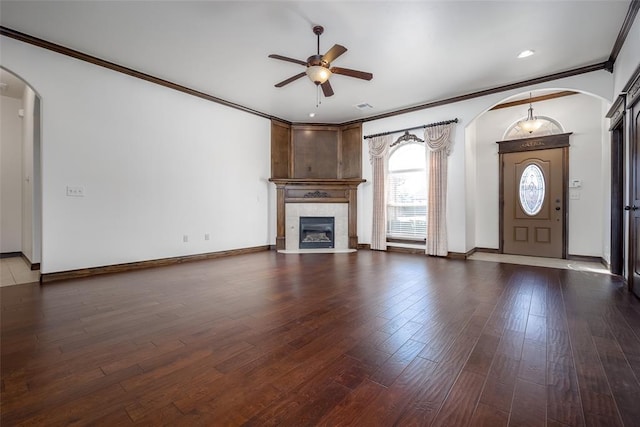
[309,112,316,118]
[517,50,535,59]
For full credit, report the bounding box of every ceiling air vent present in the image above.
[355,103,373,111]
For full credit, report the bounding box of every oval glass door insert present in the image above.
[519,164,545,216]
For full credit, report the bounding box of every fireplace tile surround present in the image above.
[287,204,347,251]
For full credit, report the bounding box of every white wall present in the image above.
[21,85,36,262]
[360,71,613,254]
[474,93,607,257]
[0,95,23,252]
[465,120,477,251]
[1,38,271,274]
[601,101,611,264]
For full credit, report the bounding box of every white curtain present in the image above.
[424,124,454,256]
[368,135,391,250]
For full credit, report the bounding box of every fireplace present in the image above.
[269,178,364,251]
[299,217,335,249]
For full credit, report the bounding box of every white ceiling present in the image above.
[0,1,631,123]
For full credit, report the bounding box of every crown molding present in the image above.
[0,26,280,122]
[608,0,640,68]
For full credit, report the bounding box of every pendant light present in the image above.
[519,93,544,134]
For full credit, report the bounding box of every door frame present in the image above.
[497,132,572,258]
[627,67,640,296]
[606,95,625,276]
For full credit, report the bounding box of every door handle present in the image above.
[624,206,639,210]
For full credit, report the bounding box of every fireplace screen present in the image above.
[299,216,335,249]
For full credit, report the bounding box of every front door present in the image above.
[501,145,567,258]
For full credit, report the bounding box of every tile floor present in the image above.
[0,257,40,287]
[467,252,610,275]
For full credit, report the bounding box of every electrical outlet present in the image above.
[183,235,189,243]
[204,234,210,241]
[66,186,85,197]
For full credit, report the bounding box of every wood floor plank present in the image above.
[592,335,640,426]
[469,402,509,427]
[369,338,425,387]
[509,378,547,427]
[431,370,486,426]
[546,361,585,426]
[464,333,501,375]
[478,354,520,412]
[316,379,385,426]
[242,355,365,426]
[356,355,439,426]
[1,251,639,426]
[518,338,546,385]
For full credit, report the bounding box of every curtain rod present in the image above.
[363,118,458,139]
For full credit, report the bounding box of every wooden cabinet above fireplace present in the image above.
[270,120,362,180]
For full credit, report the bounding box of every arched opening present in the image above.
[465,89,611,266]
[0,67,42,285]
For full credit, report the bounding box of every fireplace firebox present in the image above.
[299,217,335,249]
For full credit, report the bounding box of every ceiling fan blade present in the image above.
[330,67,373,81]
[274,72,307,87]
[322,44,347,63]
[268,54,307,66]
[321,80,334,97]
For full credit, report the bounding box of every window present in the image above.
[387,143,427,240]
[519,164,545,216]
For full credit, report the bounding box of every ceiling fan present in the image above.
[268,25,373,98]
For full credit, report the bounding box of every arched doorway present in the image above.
[0,67,42,284]
[469,89,611,264]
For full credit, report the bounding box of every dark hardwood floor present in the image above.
[2,250,640,426]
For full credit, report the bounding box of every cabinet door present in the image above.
[271,120,291,179]
[340,124,362,179]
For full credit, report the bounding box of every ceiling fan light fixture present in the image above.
[306,65,331,84]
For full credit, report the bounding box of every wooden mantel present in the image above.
[269,178,365,250]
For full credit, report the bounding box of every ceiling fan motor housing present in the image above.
[307,55,329,68]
